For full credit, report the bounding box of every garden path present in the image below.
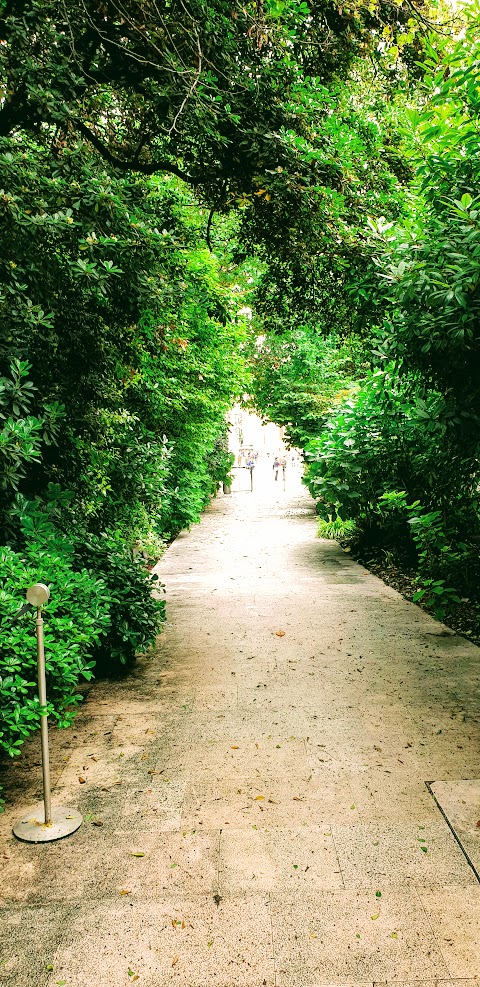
[1,459,480,985]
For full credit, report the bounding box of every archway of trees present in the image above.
[1,0,479,775]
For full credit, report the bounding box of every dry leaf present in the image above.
[131,852,145,857]
[253,795,265,800]
[119,889,131,895]
[292,796,303,801]
[78,776,86,784]
[275,630,285,637]
[171,956,179,967]
[92,819,103,827]
[231,745,239,750]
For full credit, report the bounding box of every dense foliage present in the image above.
[0,0,423,199]
[302,8,480,618]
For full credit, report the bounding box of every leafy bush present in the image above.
[71,530,166,668]
[0,544,111,759]
[305,369,480,614]
[378,491,463,617]
[1,493,166,783]
[9,492,166,669]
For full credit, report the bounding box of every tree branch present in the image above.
[73,119,192,182]
[206,207,215,251]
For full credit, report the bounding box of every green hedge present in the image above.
[0,532,165,766]
[0,544,110,759]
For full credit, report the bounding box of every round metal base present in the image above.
[13,806,83,843]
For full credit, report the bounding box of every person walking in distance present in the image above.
[273,455,280,481]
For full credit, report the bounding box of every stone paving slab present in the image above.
[270,889,451,984]
[331,822,476,888]
[430,780,480,853]
[1,465,480,984]
[0,895,276,987]
[417,887,480,977]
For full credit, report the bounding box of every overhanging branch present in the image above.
[73,119,192,182]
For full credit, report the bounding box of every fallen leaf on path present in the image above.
[119,889,131,895]
[171,956,179,967]
[292,796,304,801]
[92,819,103,827]
[131,852,145,857]
[254,795,265,800]
[370,913,380,920]
[231,745,239,749]
[78,776,86,784]
[275,630,285,637]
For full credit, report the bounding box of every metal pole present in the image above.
[36,606,52,825]
[13,583,83,843]
[250,466,254,492]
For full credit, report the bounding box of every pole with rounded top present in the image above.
[12,584,83,843]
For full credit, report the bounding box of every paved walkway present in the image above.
[1,463,480,985]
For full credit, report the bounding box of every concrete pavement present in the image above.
[1,461,480,985]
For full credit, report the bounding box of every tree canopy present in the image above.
[0,0,427,195]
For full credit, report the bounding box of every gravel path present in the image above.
[1,461,480,985]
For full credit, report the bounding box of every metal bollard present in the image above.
[12,583,83,843]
